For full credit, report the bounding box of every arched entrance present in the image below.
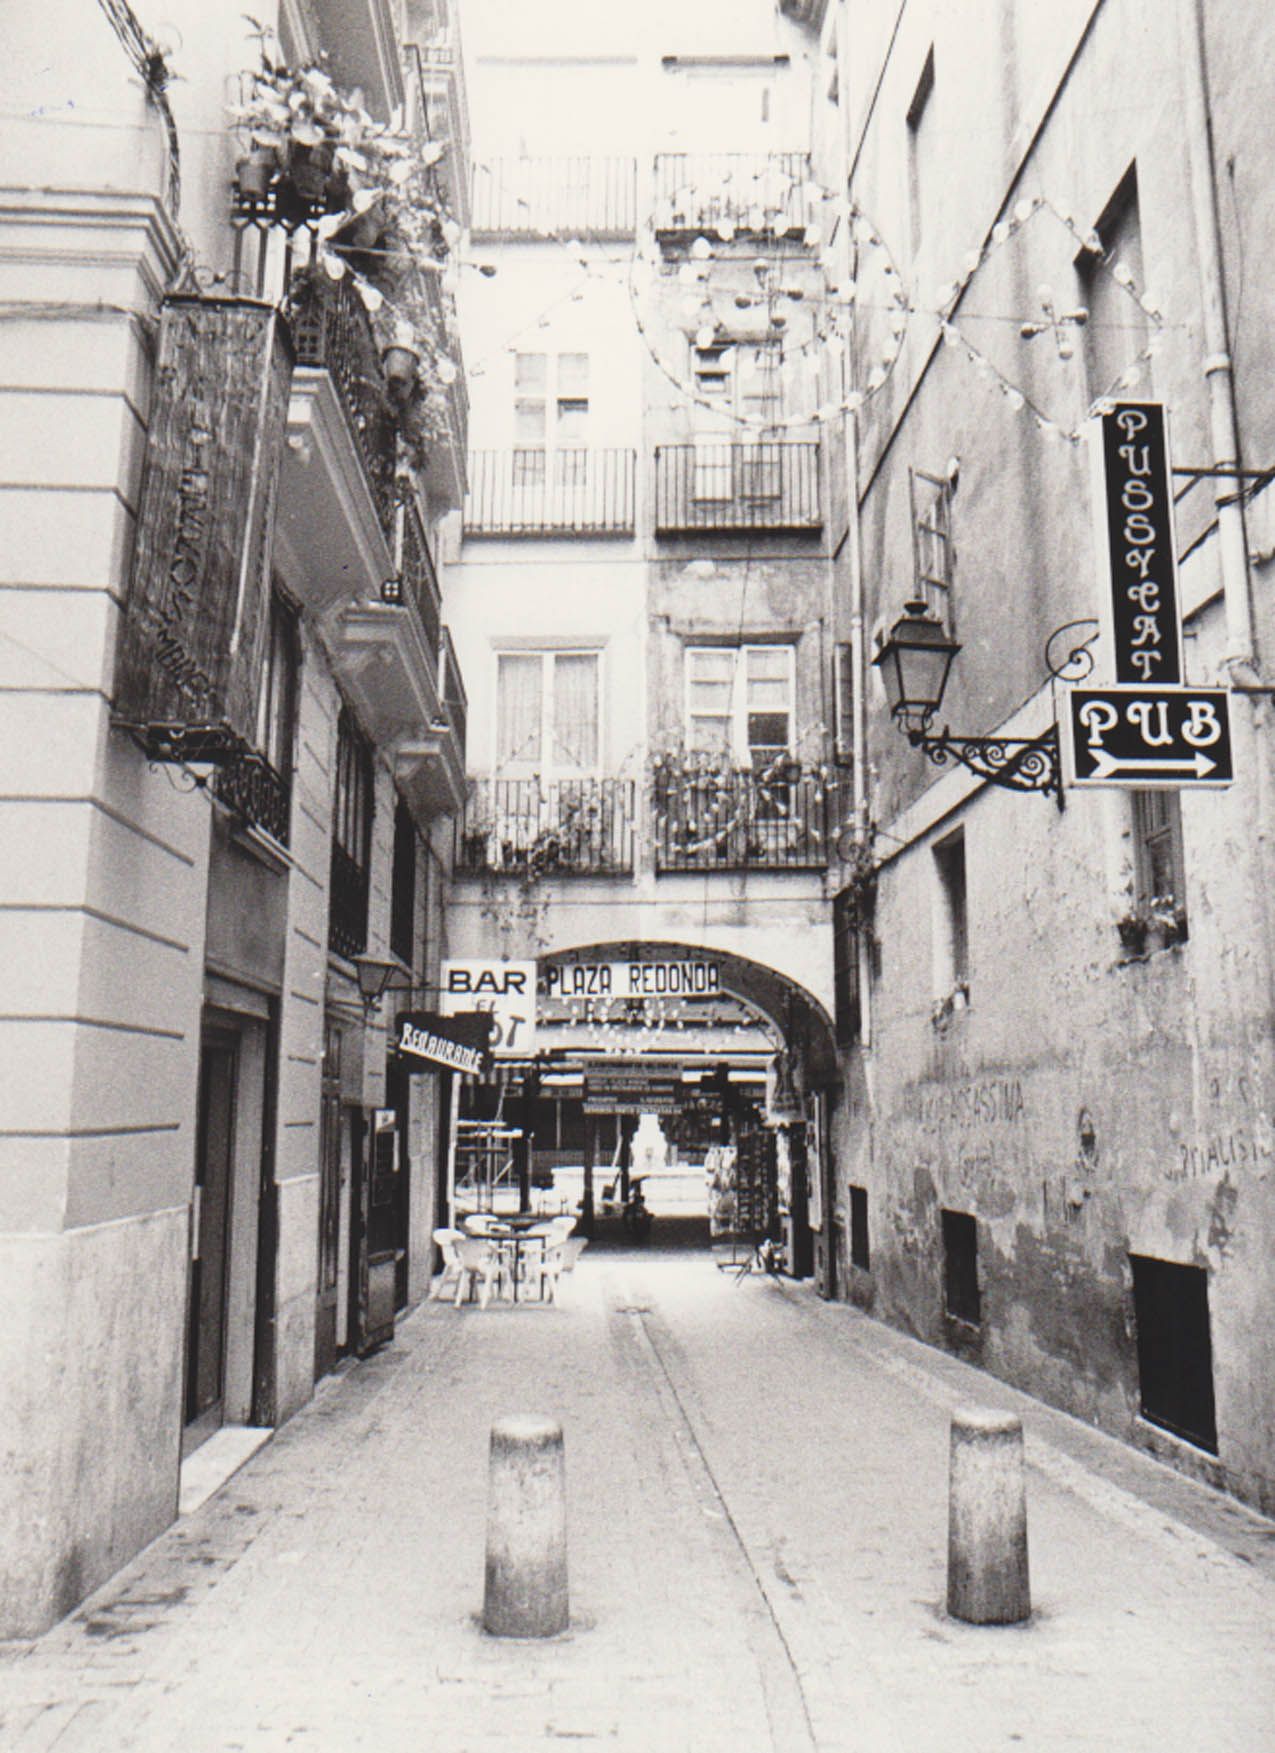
[454,941,839,1283]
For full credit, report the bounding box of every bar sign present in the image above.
[1093,401,1183,686]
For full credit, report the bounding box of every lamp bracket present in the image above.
[902,717,1064,810]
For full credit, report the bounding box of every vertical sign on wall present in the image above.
[1090,401,1184,685]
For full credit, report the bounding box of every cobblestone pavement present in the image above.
[3,1251,1274,1752]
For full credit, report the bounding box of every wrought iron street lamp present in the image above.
[873,602,1063,806]
[353,954,413,1014]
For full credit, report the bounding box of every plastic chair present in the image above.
[537,1234,589,1305]
[453,1235,501,1308]
[429,1228,464,1302]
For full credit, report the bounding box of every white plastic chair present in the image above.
[537,1234,589,1304]
[429,1228,464,1302]
[453,1235,501,1308]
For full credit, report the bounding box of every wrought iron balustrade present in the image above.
[458,777,635,876]
[329,841,370,958]
[212,750,291,846]
[653,765,833,872]
[440,627,468,758]
[383,492,442,660]
[654,442,821,533]
[470,156,638,238]
[286,267,398,540]
[653,153,815,238]
[465,449,636,536]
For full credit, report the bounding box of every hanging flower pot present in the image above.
[286,136,335,204]
[382,341,420,391]
[236,146,276,200]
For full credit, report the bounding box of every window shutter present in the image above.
[832,641,854,766]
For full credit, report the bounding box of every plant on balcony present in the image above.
[1115,896,1188,959]
[231,23,461,451]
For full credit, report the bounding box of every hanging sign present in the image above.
[113,296,294,759]
[440,959,536,1057]
[1065,686,1233,788]
[394,1010,493,1077]
[1090,401,1184,686]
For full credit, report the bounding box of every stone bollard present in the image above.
[946,1407,1031,1625]
[483,1415,569,1638]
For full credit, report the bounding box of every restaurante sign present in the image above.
[394,1011,493,1077]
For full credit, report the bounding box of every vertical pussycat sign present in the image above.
[1090,400,1184,685]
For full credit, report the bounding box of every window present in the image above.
[329,707,374,959]
[257,590,300,779]
[832,640,854,766]
[1132,789,1187,930]
[906,46,936,260]
[910,466,955,631]
[933,829,969,1003]
[496,649,599,776]
[389,798,417,968]
[833,884,863,1045]
[1129,1255,1217,1452]
[685,644,793,770]
[848,1185,870,1271]
[942,1208,980,1324]
[513,351,590,485]
[1078,165,1145,404]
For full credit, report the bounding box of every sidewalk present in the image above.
[2,1251,1273,1752]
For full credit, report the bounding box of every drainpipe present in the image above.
[1177,0,1256,676]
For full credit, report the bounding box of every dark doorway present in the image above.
[1129,1254,1218,1453]
[386,1056,412,1311]
[941,1208,981,1325]
[315,1020,343,1380]
[185,1033,238,1450]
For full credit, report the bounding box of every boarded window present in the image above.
[1129,1255,1217,1452]
[848,1185,870,1271]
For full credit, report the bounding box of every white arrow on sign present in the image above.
[1088,747,1217,779]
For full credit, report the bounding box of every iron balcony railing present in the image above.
[329,840,371,959]
[653,765,834,872]
[382,491,442,661]
[653,153,815,239]
[464,449,637,536]
[212,751,291,846]
[458,777,635,876]
[440,626,468,759]
[654,442,821,533]
[470,156,638,238]
[286,266,398,540]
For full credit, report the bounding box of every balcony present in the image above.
[383,492,441,658]
[406,37,471,229]
[465,450,636,537]
[654,442,821,534]
[653,765,833,872]
[653,153,815,241]
[212,751,291,848]
[458,778,636,876]
[470,156,638,239]
[395,626,468,819]
[286,267,398,542]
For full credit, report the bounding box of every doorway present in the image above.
[185,1033,238,1451]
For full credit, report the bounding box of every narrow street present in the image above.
[4,1247,1273,1753]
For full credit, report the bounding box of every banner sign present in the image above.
[114,296,294,759]
[1066,686,1233,788]
[440,960,536,1057]
[1091,401,1183,685]
[394,1010,493,1077]
[544,960,721,1000]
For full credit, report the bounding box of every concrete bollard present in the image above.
[946,1407,1031,1625]
[483,1415,569,1638]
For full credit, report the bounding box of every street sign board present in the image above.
[1065,687,1233,788]
[543,959,721,1001]
[439,959,536,1057]
[1090,400,1184,685]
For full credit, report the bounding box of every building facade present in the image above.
[793,0,1275,1515]
[1,0,471,1634]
